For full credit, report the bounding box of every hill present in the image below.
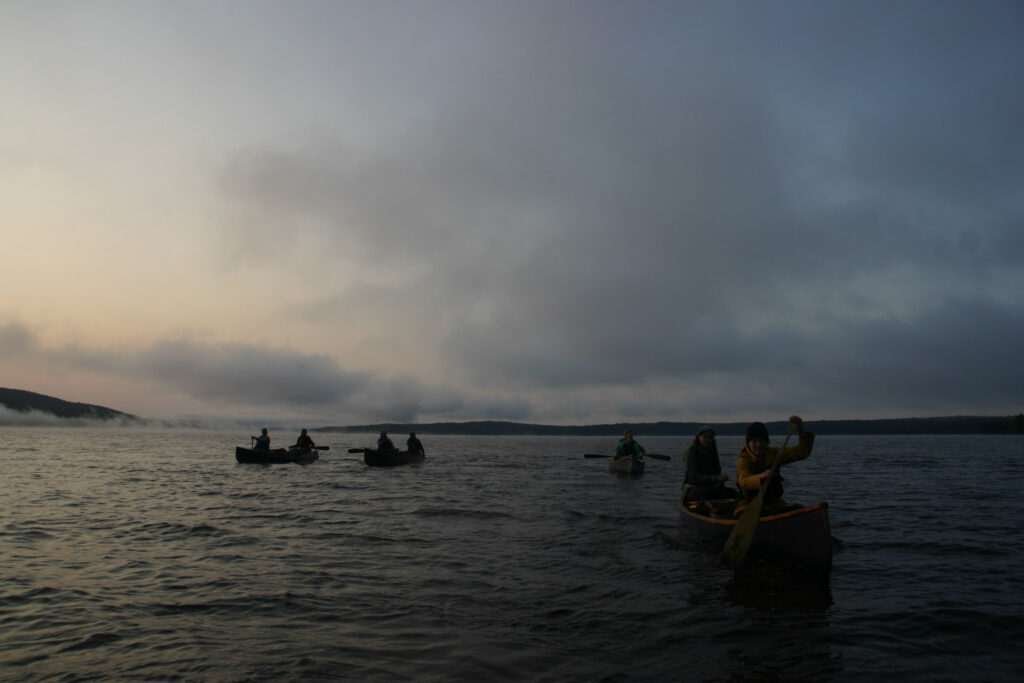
[318,414,1024,436]
[0,387,138,422]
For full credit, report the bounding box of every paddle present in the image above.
[584,452,670,461]
[721,423,797,570]
[348,448,367,453]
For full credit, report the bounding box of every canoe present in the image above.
[363,448,425,467]
[608,456,645,475]
[235,446,319,464]
[678,494,833,570]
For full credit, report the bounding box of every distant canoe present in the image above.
[678,494,833,571]
[235,446,319,464]
[608,456,645,475]
[362,448,425,467]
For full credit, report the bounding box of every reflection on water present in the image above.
[726,562,834,613]
[724,564,839,682]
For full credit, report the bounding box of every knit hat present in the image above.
[697,425,715,437]
[745,421,769,443]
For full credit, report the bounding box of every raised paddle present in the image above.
[721,423,797,570]
[584,453,671,461]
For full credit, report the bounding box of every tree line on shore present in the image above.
[4,386,1021,435]
[320,414,1024,436]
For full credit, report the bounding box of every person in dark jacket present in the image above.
[377,430,396,452]
[293,428,315,451]
[252,428,271,450]
[681,425,738,502]
[407,432,424,456]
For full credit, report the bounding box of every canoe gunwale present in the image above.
[608,456,645,475]
[679,497,833,571]
[362,448,426,467]
[235,446,319,464]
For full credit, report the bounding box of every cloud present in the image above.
[0,322,38,355]
[0,406,70,427]
[4,2,1023,423]
[135,340,367,407]
[201,0,1024,424]
[3,324,531,422]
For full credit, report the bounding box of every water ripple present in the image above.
[0,430,1021,681]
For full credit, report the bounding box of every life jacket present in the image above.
[616,440,642,459]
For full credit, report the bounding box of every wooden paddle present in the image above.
[721,423,797,570]
[584,452,670,461]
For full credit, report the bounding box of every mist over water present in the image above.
[2,428,1022,680]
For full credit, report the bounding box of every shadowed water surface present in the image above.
[1,428,1022,680]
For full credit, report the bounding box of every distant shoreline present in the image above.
[4,387,1021,435]
[317,415,1024,436]
[0,387,137,422]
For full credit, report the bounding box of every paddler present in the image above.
[734,415,815,517]
[613,429,646,463]
[681,425,738,503]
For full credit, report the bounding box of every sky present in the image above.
[2,0,1022,427]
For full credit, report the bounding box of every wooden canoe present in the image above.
[608,456,645,475]
[678,494,833,570]
[362,448,425,467]
[235,446,319,464]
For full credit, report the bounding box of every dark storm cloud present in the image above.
[135,341,368,407]
[8,327,530,422]
[212,2,1024,419]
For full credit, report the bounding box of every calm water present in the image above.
[2,428,1022,681]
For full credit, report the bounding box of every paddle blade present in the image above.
[583,453,610,458]
[348,448,366,453]
[645,453,671,461]
[721,493,765,569]
[315,445,330,451]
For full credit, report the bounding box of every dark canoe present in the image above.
[608,456,645,475]
[678,494,833,571]
[363,448,425,467]
[235,446,319,464]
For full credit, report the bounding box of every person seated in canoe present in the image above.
[252,427,271,450]
[613,429,645,462]
[292,428,315,451]
[734,415,815,517]
[681,425,739,503]
[377,430,396,452]
[407,432,424,456]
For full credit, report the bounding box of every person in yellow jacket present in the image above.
[734,415,815,517]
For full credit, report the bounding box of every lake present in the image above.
[2,428,1022,681]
